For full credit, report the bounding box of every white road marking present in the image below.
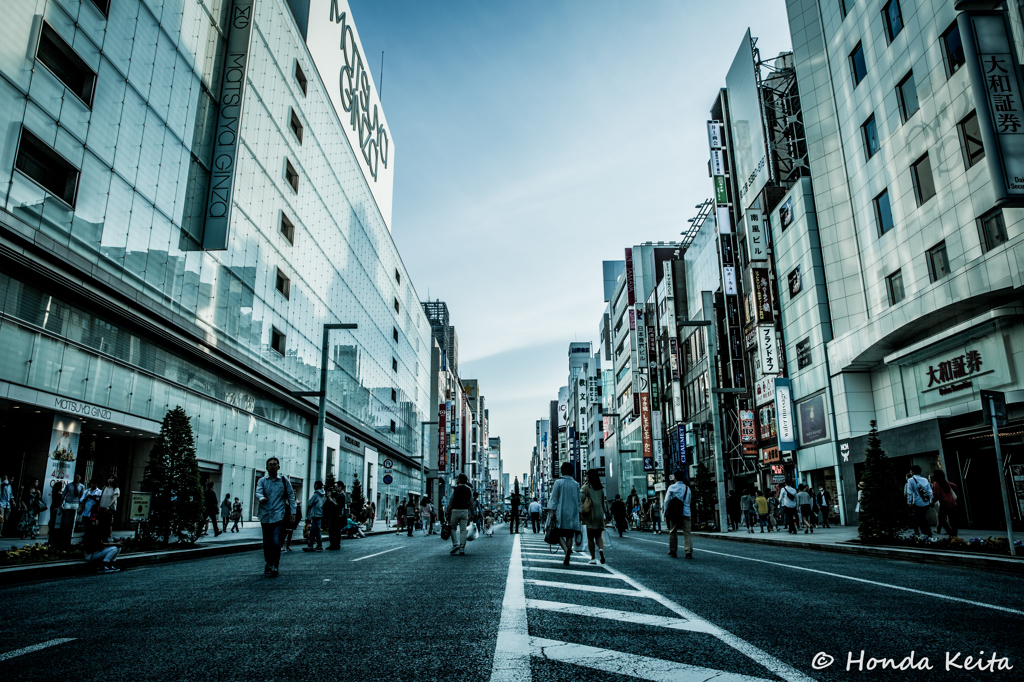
[0,638,75,662]
[520,635,775,682]
[631,537,1024,617]
[525,599,721,633]
[350,546,404,562]
[490,535,530,682]
[524,578,647,597]
[600,562,817,682]
[524,566,627,580]
[520,557,602,567]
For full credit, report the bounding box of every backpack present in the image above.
[914,477,932,503]
[785,487,795,502]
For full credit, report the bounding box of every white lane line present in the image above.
[490,534,530,682]
[526,599,722,634]
[631,537,1024,617]
[521,558,603,567]
[601,562,817,682]
[0,638,76,662]
[524,566,628,580]
[518,635,775,682]
[350,546,404,562]
[524,578,647,597]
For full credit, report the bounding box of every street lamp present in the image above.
[292,323,357,483]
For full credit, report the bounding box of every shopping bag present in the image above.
[602,529,612,550]
[573,531,584,551]
[466,522,478,542]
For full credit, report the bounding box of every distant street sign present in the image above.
[382,474,393,485]
[383,458,394,469]
[981,390,1007,427]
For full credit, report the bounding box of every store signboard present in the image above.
[640,392,654,472]
[625,248,636,305]
[798,393,829,446]
[723,266,738,295]
[636,323,648,368]
[752,268,774,324]
[129,492,152,523]
[775,378,796,451]
[912,333,1011,409]
[717,206,732,233]
[726,29,769,209]
[710,149,726,177]
[758,326,779,375]
[708,121,724,149]
[746,210,768,261]
[754,375,776,406]
[41,415,81,528]
[437,402,447,471]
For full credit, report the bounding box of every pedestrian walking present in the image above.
[202,481,222,537]
[445,473,475,555]
[58,474,85,548]
[905,465,933,537]
[420,496,431,536]
[650,498,662,535]
[768,490,780,531]
[304,481,326,551]
[230,498,243,532]
[428,501,437,535]
[755,490,769,533]
[509,490,521,534]
[610,494,628,537]
[529,498,542,533]
[18,477,43,540]
[580,469,607,564]
[0,474,14,537]
[255,457,297,577]
[99,476,120,529]
[82,514,122,574]
[283,495,302,552]
[931,469,958,537]
[81,479,102,523]
[796,484,814,534]
[220,494,232,532]
[405,496,417,537]
[726,490,740,532]
[779,482,798,534]
[816,486,832,528]
[396,502,406,534]
[740,488,755,533]
[547,462,582,566]
[665,471,692,559]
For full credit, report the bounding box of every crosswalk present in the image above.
[491,534,817,682]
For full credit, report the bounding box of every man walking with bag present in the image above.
[779,481,799,534]
[255,457,296,577]
[665,471,692,559]
[905,465,933,537]
[445,474,474,555]
[303,480,325,552]
[529,498,542,533]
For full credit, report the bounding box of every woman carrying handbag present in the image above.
[580,469,607,564]
[545,462,581,566]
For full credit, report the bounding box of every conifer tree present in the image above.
[858,420,907,543]
[350,476,364,517]
[142,406,204,544]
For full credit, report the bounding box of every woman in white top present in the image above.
[99,476,119,526]
[546,462,582,566]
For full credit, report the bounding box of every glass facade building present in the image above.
[0,0,431,529]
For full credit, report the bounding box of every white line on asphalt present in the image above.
[630,537,1024,617]
[525,599,722,633]
[350,546,404,562]
[600,562,817,682]
[520,557,600,567]
[523,578,648,597]
[517,635,776,682]
[490,534,530,682]
[524,566,628,580]
[0,638,76,662]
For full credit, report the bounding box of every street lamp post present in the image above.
[293,323,357,484]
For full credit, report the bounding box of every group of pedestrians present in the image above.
[905,465,959,538]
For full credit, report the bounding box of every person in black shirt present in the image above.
[445,474,475,555]
[203,481,222,537]
[82,516,122,574]
[509,491,521,534]
[610,494,628,537]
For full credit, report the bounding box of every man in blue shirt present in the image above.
[905,465,933,537]
[255,457,296,577]
[665,470,692,559]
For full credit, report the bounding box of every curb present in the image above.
[690,531,1024,575]
[0,529,396,586]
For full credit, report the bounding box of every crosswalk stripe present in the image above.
[524,578,647,597]
[521,557,602,567]
[489,535,529,682]
[525,599,721,634]
[524,567,627,580]
[507,634,776,682]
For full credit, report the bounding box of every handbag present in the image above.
[544,520,560,545]
[581,487,593,517]
[602,529,611,550]
[34,496,48,513]
[440,523,451,540]
[466,522,478,542]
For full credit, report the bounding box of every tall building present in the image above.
[0,0,432,528]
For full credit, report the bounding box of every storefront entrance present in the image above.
[944,426,1023,531]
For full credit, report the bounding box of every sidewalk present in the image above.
[687,525,1024,574]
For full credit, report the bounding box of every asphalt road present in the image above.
[1,526,1021,681]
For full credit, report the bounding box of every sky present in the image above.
[348,0,793,480]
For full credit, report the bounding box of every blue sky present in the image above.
[349,0,793,479]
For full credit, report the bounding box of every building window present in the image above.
[289,108,304,144]
[862,115,880,159]
[943,22,965,77]
[390,420,396,433]
[788,266,802,297]
[392,357,398,372]
[294,61,308,96]
[394,297,400,314]
[874,189,895,235]
[886,270,905,305]
[284,159,299,193]
[927,241,949,282]
[883,1,903,42]
[897,71,919,123]
[850,43,867,86]
[393,326,399,342]
[15,128,79,207]
[395,269,401,284]
[36,22,96,107]
[88,0,111,16]
[958,111,985,169]
[840,0,854,18]
[280,211,295,244]
[978,209,1008,251]
[271,327,286,356]
[911,154,936,206]
[275,268,290,299]
[391,388,397,402]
